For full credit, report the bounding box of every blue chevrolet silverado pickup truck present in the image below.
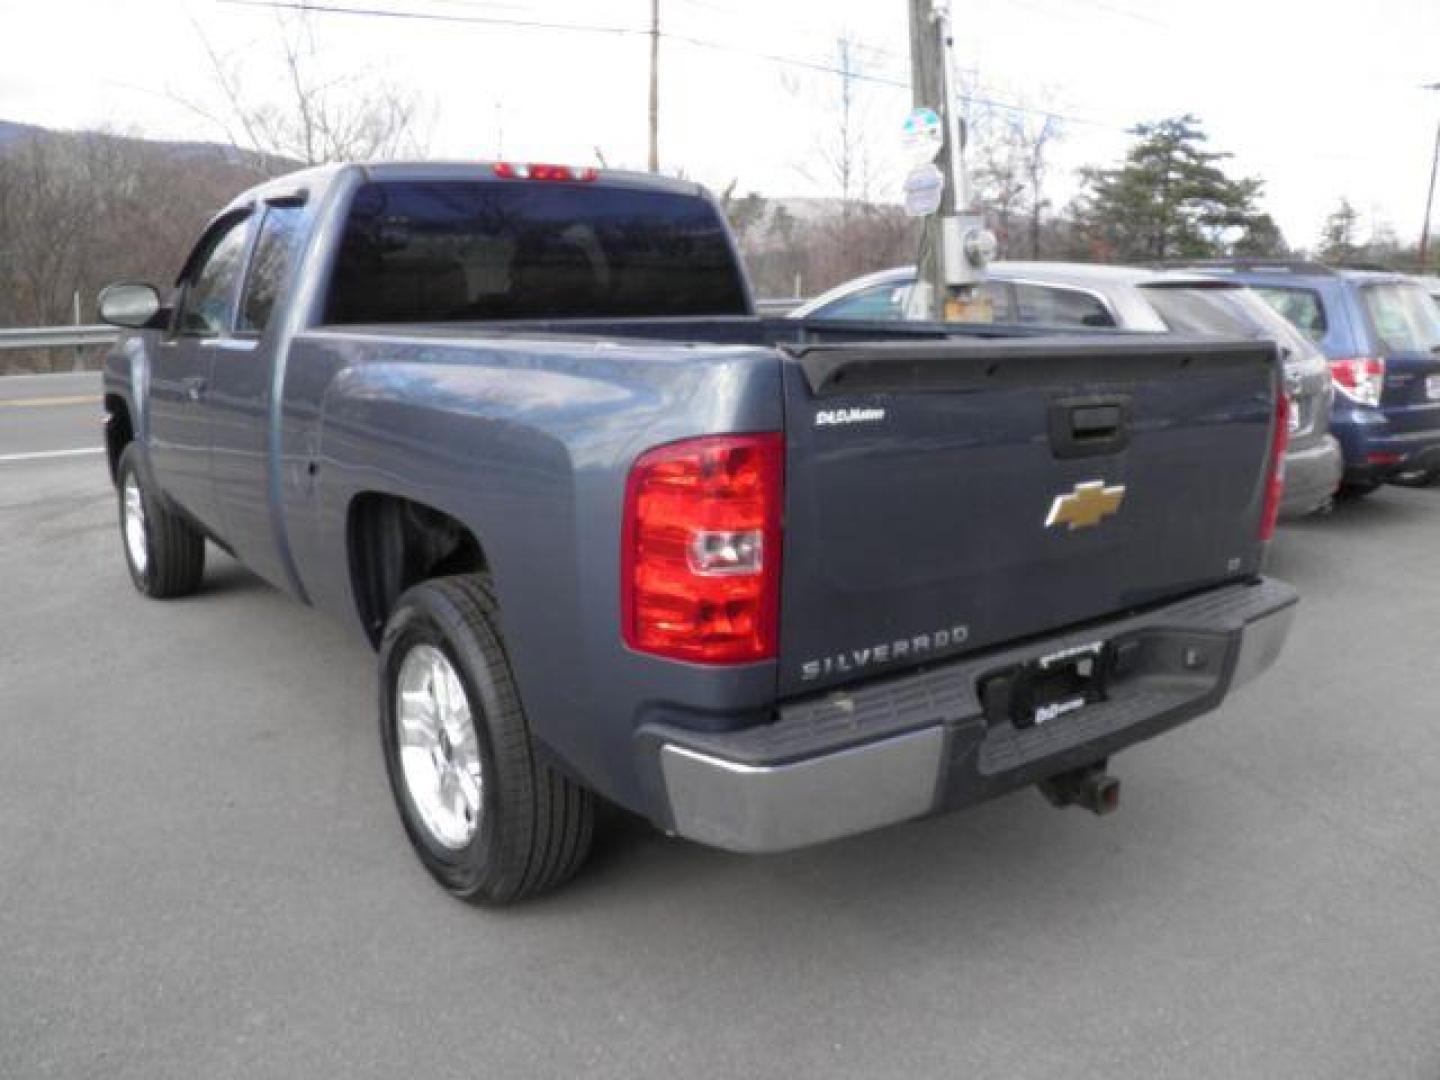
[98,161,1297,904]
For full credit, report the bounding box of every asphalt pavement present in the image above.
[4,374,1440,1078]
[0,371,104,460]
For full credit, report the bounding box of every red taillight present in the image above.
[492,162,598,182]
[622,433,783,664]
[1260,393,1289,542]
[1329,356,1384,408]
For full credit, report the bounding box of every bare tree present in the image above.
[972,121,1026,253]
[1017,112,1061,259]
[968,94,1063,259]
[787,35,878,219]
[0,124,265,371]
[181,9,428,173]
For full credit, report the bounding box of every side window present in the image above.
[1253,286,1328,343]
[978,280,1015,322]
[239,205,306,334]
[176,215,251,337]
[1013,283,1116,328]
[815,282,909,321]
[1141,286,1256,335]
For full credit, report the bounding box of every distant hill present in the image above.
[0,118,295,175]
[0,119,46,146]
[0,120,295,371]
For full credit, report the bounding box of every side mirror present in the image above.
[98,282,165,329]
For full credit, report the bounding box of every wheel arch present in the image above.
[346,492,490,647]
[103,393,134,485]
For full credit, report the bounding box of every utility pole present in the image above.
[648,0,660,172]
[837,35,855,217]
[907,0,993,321]
[1419,82,1440,269]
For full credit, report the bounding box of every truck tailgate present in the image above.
[777,335,1280,696]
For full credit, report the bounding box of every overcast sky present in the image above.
[2,0,1438,250]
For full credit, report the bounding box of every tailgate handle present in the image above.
[1049,397,1130,459]
[1072,405,1121,437]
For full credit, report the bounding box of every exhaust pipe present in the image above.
[1038,762,1120,816]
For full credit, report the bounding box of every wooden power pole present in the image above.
[1420,83,1440,268]
[907,0,992,320]
[648,0,660,172]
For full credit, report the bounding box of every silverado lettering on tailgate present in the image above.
[800,623,970,682]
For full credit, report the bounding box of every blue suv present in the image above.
[1171,261,1440,493]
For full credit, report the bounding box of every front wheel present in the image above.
[378,574,595,905]
[115,444,206,598]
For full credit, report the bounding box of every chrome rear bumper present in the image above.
[649,578,1297,854]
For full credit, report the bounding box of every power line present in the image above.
[1066,0,1169,29]
[661,26,1120,128]
[214,0,1130,130]
[214,0,648,36]
[990,0,1169,31]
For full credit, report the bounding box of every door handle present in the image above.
[181,376,208,402]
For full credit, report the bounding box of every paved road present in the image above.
[0,371,103,460]
[4,383,1440,1078]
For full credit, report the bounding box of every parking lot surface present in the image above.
[4,377,1440,1079]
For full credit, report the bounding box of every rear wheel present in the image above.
[115,444,206,598]
[1389,468,1437,488]
[1338,480,1380,499]
[378,574,595,905]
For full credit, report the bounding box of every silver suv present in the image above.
[792,262,1342,518]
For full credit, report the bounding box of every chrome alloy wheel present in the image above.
[396,644,485,850]
[122,471,148,575]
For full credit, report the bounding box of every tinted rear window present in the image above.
[325,181,748,323]
[1361,283,1440,353]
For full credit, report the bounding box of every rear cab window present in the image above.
[1360,283,1440,354]
[324,181,749,323]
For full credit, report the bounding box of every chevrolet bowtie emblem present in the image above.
[1045,480,1126,531]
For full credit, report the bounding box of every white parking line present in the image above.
[0,447,105,464]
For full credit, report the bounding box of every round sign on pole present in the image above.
[900,107,944,165]
[903,163,945,218]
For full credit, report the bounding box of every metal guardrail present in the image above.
[0,326,118,350]
[754,298,804,316]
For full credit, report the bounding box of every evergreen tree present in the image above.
[1318,197,1360,263]
[1071,115,1283,261]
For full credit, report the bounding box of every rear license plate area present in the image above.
[981,641,1109,730]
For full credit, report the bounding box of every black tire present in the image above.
[378,574,595,905]
[115,444,206,598]
[1338,480,1380,499]
[1390,468,1438,489]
